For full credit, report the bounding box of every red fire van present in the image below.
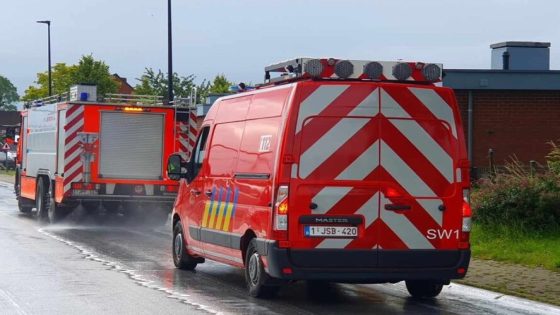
[167,58,471,298]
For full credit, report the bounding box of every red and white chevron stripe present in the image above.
[292,84,459,250]
[176,121,190,158]
[188,111,198,152]
[63,105,85,195]
[176,110,198,159]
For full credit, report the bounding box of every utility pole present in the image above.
[167,0,174,104]
[37,20,52,96]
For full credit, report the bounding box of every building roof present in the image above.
[443,69,560,90]
[0,111,20,127]
[490,41,550,49]
[112,73,134,93]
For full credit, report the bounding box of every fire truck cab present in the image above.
[16,85,196,222]
[168,58,471,298]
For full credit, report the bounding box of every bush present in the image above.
[472,147,560,232]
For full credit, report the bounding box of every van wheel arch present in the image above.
[240,230,257,265]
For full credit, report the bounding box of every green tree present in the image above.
[73,55,118,97]
[22,55,117,101]
[135,68,209,103]
[209,74,232,94]
[0,75,19,110]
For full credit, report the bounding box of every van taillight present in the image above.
[274,185,289,231]
[462,188,472,233]
[460,191,472,248]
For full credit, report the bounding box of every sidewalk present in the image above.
[458,258,560,306]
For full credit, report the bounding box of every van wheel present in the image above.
[244,239,279,298]
[405,280,444,298]
[173,222,198,270]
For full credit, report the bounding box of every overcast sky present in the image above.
[0,0,558,95]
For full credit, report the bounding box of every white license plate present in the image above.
[304,226,358,238]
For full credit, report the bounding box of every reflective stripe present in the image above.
[222,188,239,232]
[382,89,453,183]
[300,89,379,178]
[65,118,84,139]
[380,193,434,249]
[381,141,443,225]
[296,85,349,134]
[409,87,457,138]
[356,192,380,226]
[65,106,84,125]
[417,199,444,226]
[64,146,82,166]
[300,118,369,178]
[336,141,379,180]
[312,186,353,214]
[208,187,223,229]
[214,187,231,230]
[201,187,216,228]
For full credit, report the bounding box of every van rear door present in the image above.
[377,84,462,267]
[289,82,382,264]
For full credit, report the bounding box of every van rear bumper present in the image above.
[259,241,470,283]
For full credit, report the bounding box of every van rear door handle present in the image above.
[190,189,201,196]
[384,204,411,211]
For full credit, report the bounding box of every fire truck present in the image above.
[167,58,471,298]
[15,85,198,223]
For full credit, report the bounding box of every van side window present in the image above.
[190,126,210,181]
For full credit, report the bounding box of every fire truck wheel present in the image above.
[35,179,49,222]
[244,239,280,298]
[14,168,20,196]
[46,182,62,223]
[405,280,444,298]
[17,197,33,213]
[172,222,198,270]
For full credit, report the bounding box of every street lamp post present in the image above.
[167,0,174,104]
[37,20,52,96]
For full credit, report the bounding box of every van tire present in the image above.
[405,280,443,298]
[173,222,198,270]
[244,239,279,298]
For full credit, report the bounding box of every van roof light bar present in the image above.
[263,58,443,85]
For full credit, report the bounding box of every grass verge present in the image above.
[0,169,15,176]
[471,223,560,271]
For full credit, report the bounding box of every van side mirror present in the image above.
[167,154,187,181]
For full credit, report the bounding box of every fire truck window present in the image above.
[191,126,210,180]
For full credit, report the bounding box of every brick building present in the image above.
[443,42,560,174]
[112,74,134,94]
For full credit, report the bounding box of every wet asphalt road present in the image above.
[0,182,559,315]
